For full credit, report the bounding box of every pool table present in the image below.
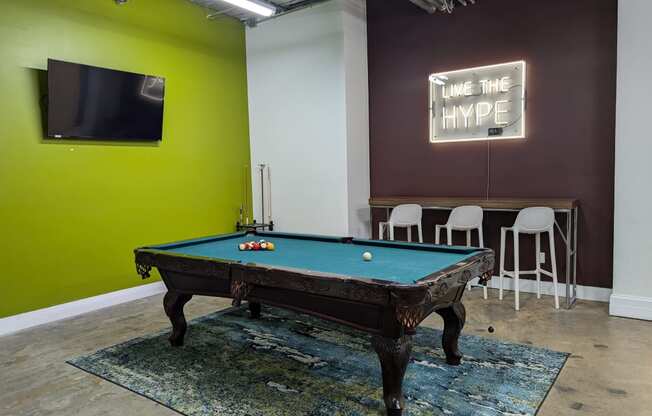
[134,231,494,416]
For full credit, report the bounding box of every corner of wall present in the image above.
[342,0,370,238]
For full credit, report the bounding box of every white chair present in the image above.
[435,205,487,299]
[499,207,559,311]
[379,204,423,243]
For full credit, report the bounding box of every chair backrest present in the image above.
[389,204,422,225]
[514,207,555,232]
[447,205,483,229]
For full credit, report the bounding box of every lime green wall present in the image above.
[0,0,251,318]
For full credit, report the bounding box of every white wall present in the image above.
[246,0,369,237]
[610,0,652,320]
[342,0,371,238]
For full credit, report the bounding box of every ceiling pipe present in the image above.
[408,0,437,14]
[410,0,476,14]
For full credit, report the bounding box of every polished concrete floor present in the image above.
[1,289,651,416]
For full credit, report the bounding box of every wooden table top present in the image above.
[369,196,578,210]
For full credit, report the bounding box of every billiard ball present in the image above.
[362,252,373,261]
[252,242,261,250]
[239,243,246,251]
[488,326,495,333]
[260,243,268,250]
[266,242,275,251]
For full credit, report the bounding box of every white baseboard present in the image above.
[470,276,612,303]
[609,294,652,321]
[0,281,167,337]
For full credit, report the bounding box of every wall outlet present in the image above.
[488,127,504,136]
[539,252,546,264]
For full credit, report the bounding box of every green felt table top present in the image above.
[148,232,483,284]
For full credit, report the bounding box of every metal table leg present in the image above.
[572,206,578,305]
[555,209,578,309]
[565,210,572,308]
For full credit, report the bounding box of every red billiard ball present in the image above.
[252,242,261,250]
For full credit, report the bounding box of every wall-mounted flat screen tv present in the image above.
[47,59,165,141]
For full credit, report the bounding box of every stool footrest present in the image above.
[502,268,554,278]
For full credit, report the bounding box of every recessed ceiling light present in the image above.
[221,0,275,17]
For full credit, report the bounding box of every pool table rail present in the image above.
[134,242,493,335]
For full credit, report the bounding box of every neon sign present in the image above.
[429,61,526,143]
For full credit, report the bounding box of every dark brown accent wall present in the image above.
[367,0,617,288]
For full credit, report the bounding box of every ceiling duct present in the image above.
[409,0,476,14]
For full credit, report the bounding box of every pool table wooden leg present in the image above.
[435,302,466,365]
[163,291,193,347]
[248,301,261,319]
[371,335,412,416]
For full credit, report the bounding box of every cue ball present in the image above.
[362,252,373,261]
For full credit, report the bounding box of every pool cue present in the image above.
[244,164,250,225]
[259,163,266,225]
[267,165,272,225]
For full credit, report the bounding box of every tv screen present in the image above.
[47,59,165,141]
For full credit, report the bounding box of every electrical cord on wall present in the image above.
[486,139,491,200]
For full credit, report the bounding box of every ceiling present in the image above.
[187,0,477,27]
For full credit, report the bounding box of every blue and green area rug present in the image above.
[68,306,568,416]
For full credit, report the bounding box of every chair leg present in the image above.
[535,232,541,299]
[417,224,423,243]
[389,224,395,241]
[407,226,412,242]
[514,231,520,311]
[479,227,487,299]
[379,223,384,240]
[499,228,506,301]
[549,230,560,309]
[465,228,472,290]
[446,227,453,246]
[435,225,441,244]
[465,229,472,289]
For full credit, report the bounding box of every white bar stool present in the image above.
[379,204,423,243]
[499,207,560,310]
[434,205,487,299]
